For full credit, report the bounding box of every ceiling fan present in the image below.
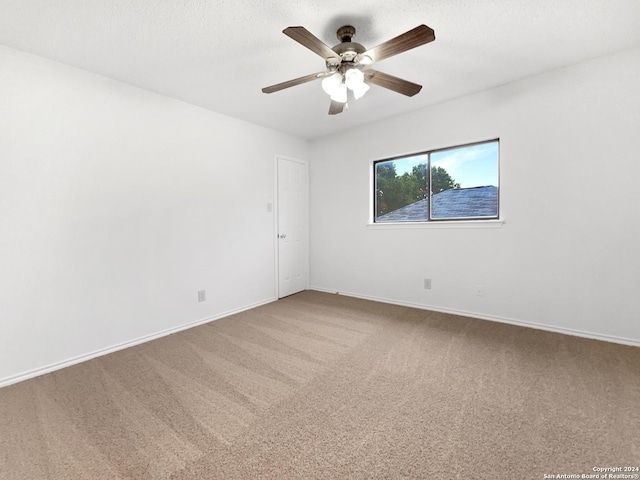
[262,24,435,115]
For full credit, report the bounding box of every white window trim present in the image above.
[366,219,505,229]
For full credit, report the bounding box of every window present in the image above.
[374,139,499,223]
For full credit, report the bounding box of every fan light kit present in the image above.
[262,24,436,115]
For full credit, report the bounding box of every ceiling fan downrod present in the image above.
[336,25,356,43]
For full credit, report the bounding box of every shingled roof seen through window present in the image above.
[377,185,498,222]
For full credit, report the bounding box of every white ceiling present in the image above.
[1,1,640,140]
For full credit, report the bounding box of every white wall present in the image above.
[309,47,640,345]
[0,46,308,385]
[2,43,638,388]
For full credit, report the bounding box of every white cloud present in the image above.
[431,143,495,176]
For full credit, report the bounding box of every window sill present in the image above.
[366,219,505,229]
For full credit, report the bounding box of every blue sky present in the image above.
[393,141,499,188]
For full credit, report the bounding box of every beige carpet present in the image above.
[1,291,638,479]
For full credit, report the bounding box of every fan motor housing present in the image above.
[332,25,366,62]
[332,41,366,57]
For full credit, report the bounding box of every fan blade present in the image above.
[262,72,325,94]
[366,70,422,97]
[283,26,338,60]
[361,25,435,63]
[328,100,346,115]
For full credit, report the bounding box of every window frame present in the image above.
[372,139,500,224]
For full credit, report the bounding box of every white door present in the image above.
[277,156,308,298]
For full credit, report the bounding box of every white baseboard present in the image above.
[0,297,277,389]
[309,286,640,347]
[4,289,636,389]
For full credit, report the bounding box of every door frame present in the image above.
[273,154,309,299]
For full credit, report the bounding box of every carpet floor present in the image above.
[1,290,638,479]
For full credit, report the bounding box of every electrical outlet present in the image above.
[198,290,206,302]
[476,285,484,297]
[424,278,432,290]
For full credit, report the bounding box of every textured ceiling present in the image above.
[1,1,640,140]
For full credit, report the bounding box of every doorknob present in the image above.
[278,234,287,239]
